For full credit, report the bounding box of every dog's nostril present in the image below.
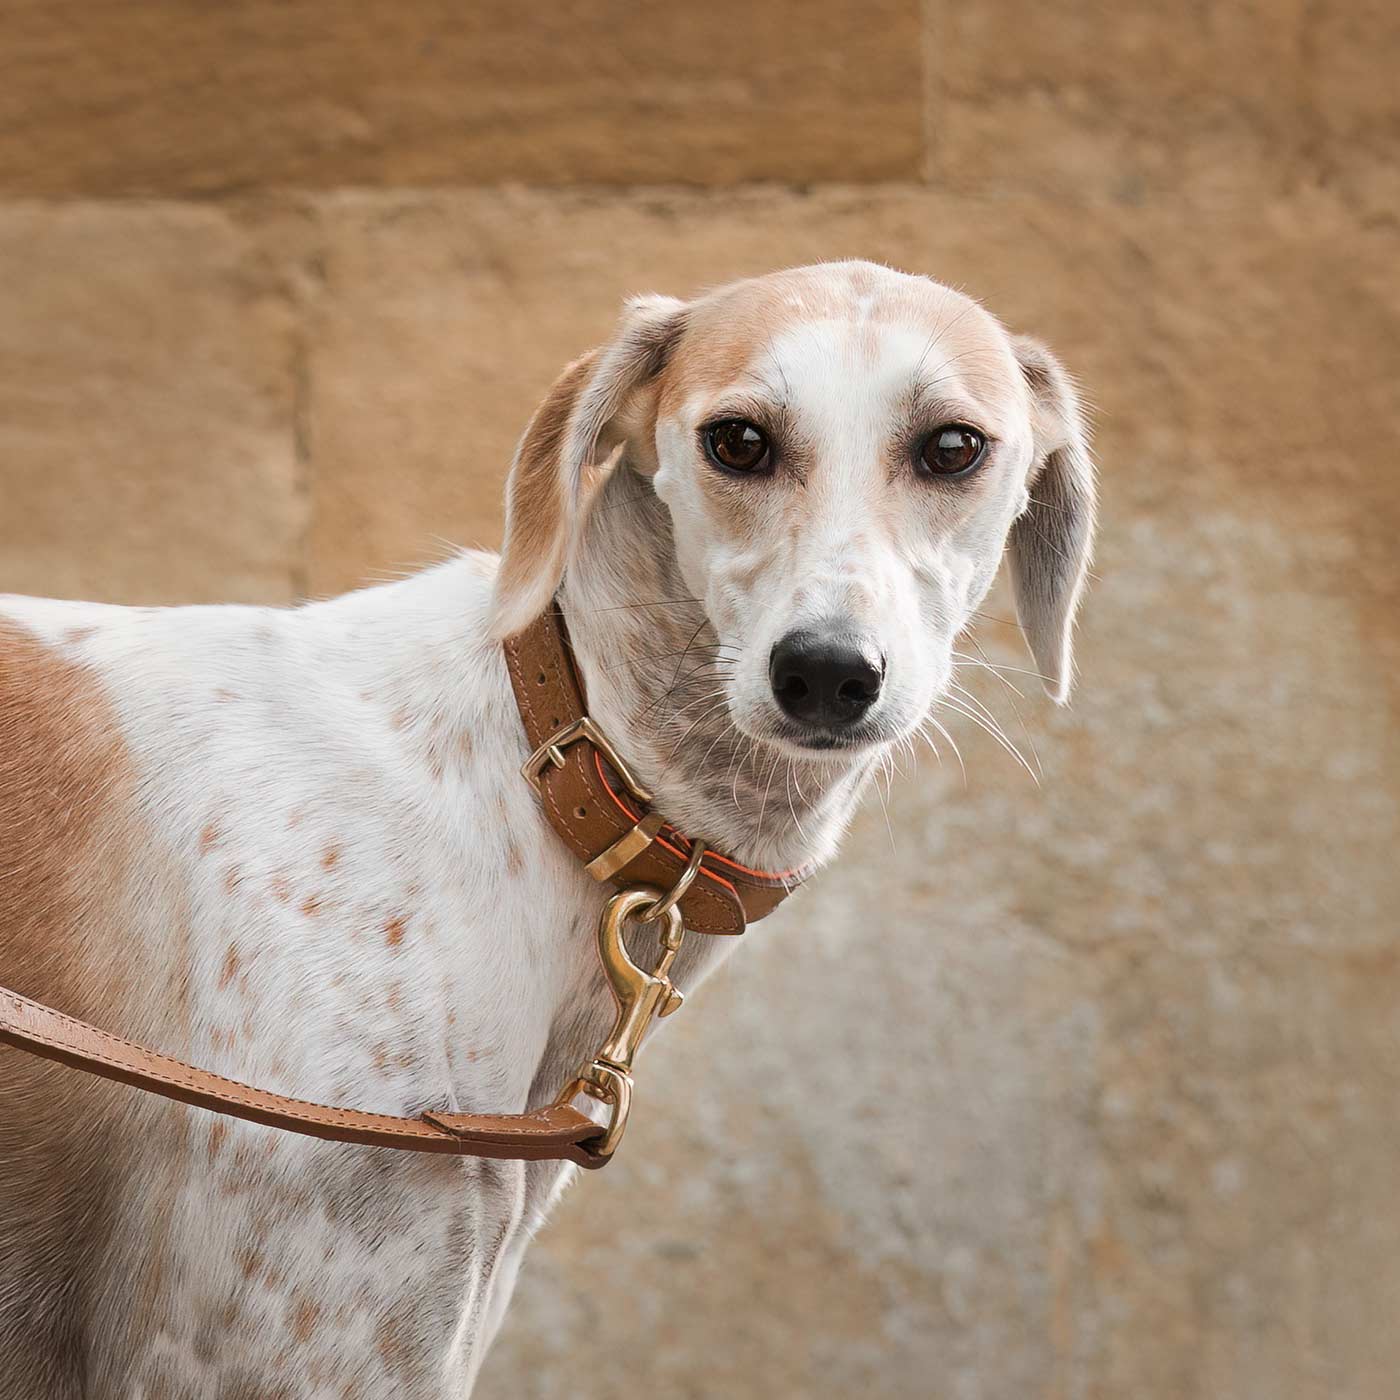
[775,673,810,705]
[837,675,877,705]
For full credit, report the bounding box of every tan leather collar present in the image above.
[504,608,811,935]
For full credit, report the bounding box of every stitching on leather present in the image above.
[510,623,600,864]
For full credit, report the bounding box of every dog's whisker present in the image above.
[573,597,705,615]
[920,724,942,767]
[664,697,733,756]
[953,640,1045,774]
[951,649,1050,686]
[946,679,1044,782]
[964,610,1028,635]
[730,738,760,811]
[923,715,967,786]
[756,751,784,850]
[947,679,1022,743]
[784,760,808,843]
[694,731,733,778]
[872,753,897,855]
[651,616,713,716]
[940,680,1041,789]
[602,644,738,675]
[936,696,1040,785]
[950,659,1029,700]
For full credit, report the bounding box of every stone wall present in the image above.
[2,4,1397,1397]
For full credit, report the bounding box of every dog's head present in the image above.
[492,261,1095,759]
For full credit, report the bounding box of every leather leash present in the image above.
[0,608,810,1166]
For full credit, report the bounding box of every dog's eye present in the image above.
[918,424,987,477]
[704,419,771,474]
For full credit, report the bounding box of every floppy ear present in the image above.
[489,295,687,640]
[1007,337,1097,704]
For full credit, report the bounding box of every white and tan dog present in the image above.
[0,260,1094,1398]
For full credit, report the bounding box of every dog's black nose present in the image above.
[769,629,884,727]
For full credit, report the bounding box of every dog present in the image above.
[0,259,1095,1398]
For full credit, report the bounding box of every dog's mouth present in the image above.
[752,714,895,759]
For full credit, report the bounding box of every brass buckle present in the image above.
[521,716,654,805]
[554,888,685,1161]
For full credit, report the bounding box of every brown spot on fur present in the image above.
[271,873,292,903]
[385,916,406,949]
[386,982,403,1013]
[0,611,139,1015]
[426,738,446,781]
[375,1300,418,1378]
[223,864,243,894]
[300,894,322,918]
[208,1118,228,1162]
[213,687,238,702]
[65,625,96,645]
[505,842,524,876]
[198,822,220,854]
[289,1294,322,1344]
[390,707,409,731]
[218,945,240,989]
[321,845,341,870]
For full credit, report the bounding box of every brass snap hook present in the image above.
[554,887,686,1161]
[594,888,685,1074]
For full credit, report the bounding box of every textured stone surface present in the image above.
[0,0,922,195]
[931,0,1312,201]
[2,4,1399,1395]
[0,204,301,604]
[1310,0,1400,213]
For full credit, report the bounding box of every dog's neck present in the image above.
[555,464,877,879]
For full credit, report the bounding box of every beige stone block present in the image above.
[929,0,1310,202]
[0,203,300,605]
[0,1,922,195]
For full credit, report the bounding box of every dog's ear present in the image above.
[490,295,688,640]
[1006,337,1097,703]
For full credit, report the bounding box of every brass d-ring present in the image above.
[637,839,706,925]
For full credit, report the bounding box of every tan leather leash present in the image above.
[0,608,810,1167]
